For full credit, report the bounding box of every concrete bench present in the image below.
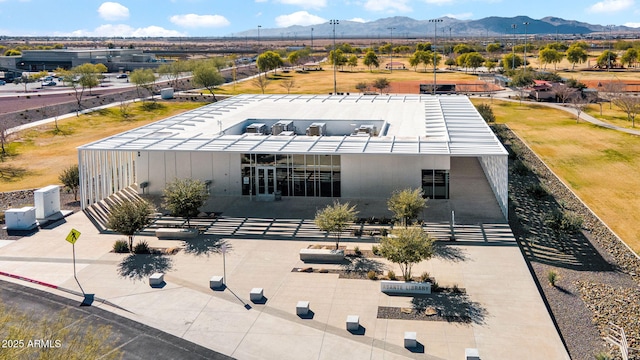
[296,301,310,316]
[465,348,480,360]
[404,332,417,348]
[346,315,359,331]
[155,228,198,240]
[149,272,164,286]
[250,288,264,302]
[209,276,224,289]
[299,248,345,263]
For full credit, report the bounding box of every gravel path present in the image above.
[494,124,640,360]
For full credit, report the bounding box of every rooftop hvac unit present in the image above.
[246,123,267,135]
[306,122,326,136]
[354,124,377,136]
[271,120,295,135]
[277,131,295,136]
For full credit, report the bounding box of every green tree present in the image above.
[58,164,79,201]
[287,51,301,67]
[314,201,358,249]
[486,43,501,54]
[612,95,640,127]
[257,51,284,76]
[416,42,431,51]
[502,53,522,70]
[475,103,495,123]
[347,55,358,71]
[539,48,564,70]
[192,63,225,101]
[130,68,156,100]
[484,60,497,72]
[453,43,472,54]
[387,188,427,227]
[163,178,208,227]
[379,226,434,281]
[4,49,21,56]
[597,50,618,69]
[546,42,568,51]
[59,64,102,115]
[464,52,485,73]
[372,77,390,94]
[107,199,154,251]
[510,70,534,87]
[363,50,379,72]
[355,81,369,93]
[620,48,639,68]
[566,45,588,70]
[329,49,347,69]
[158,61,188,88]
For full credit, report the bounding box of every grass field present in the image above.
[0,102,204,192]
[473,98,640,253]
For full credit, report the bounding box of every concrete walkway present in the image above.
[0,210,570,360]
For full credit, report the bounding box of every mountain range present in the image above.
[236,16,637,38]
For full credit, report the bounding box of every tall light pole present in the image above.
[429,18,443,95]
[330,19,339,94]
[388,27,395,73]
[523,22,529,72]
[511,24,517,70]
[607,24,615,72]
[257,25,261,49]
[311,27,314,51]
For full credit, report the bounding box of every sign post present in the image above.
[66,228,85,296]
[221,244,227,286]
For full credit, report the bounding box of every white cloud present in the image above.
[275,0,326,9]
[64,24,185,37]
[587,0,634,13]
[349,18,368,23]
[98,2,130,21]
[624,22,640,27]
[364,0,411,12]
[170,14,230,28]
[275,11,326,27]
[444,12,473,19]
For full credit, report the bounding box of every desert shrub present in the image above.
[526,183,548,199]
[354,246,362,256]
[594,352,612,360]
[367,270,377,280]
[113,239,129,253]
[372,245,380,255]
[380,228,389,237]
[547,270,559,287]
[451,284,463,293]
[431,280,440,292]
[387,270,397,280]
[133,240,151,254]
[419,272,431,283]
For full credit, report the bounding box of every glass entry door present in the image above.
[256,167,276,196]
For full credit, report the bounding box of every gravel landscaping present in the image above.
[494,124,640,360]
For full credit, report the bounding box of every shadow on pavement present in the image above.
[341,257,386,273]
[433,242,467,262]
[117,254,173,281]
[183,236,231,257]
[412,292,487,325]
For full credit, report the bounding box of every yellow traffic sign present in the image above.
[66,229,81,244]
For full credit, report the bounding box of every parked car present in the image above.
[0,80,6,85]
[116,73,128,79]
[41,81,57,86]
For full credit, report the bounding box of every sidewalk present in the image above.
[0,210,570,360]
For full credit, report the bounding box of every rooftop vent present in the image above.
[246,123,267,135]
[306,122,326,136]
[352,124,377,136]
[271,120,295,135]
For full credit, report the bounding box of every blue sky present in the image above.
[0,0,639,37]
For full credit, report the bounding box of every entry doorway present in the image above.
[255,166,276,196]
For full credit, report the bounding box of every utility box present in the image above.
[34,185,61,220]
[160,88,174,99]
[5,207,37,230]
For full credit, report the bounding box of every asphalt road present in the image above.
[0,279,235,360]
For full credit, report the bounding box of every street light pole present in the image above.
[523,22,529,72]
[388,27,395,73]
[257,25,261,49]
[607,24,615,72]
[511,24,517,70]
[429,18,443,95]
[330,19,339,94]
[311,27,314,51]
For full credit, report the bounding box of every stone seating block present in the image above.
[209,276,224,289]
[465,348,480,360]
[404,332,417,348]
[250,288,264,302]
[149,272,164,286]
[299,248,345,263]
[346,315,359,331]
[296,301,310,315]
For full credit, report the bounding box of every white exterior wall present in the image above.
[136,151,242,197]
[479,155,509,220]
[341,154,449,198]
[79,150,136,208]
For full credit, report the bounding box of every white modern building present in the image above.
[78,94,509,219]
